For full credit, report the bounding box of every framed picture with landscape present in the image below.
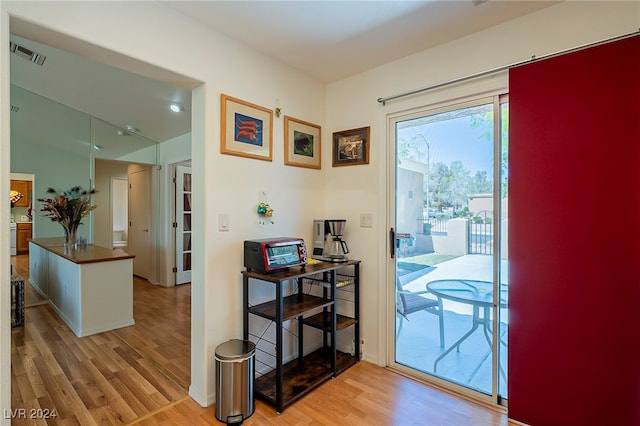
[332,126,370,167]
[220,93,273,161]
[284,116,321,169]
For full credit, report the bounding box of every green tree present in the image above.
[469,170,492,194]
[470,106,509,197]
[430,160,490,214]
[397,136,412,159]
[429,162,451,211]
[448,160,472,211]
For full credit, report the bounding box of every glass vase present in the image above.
[64,226,78,249]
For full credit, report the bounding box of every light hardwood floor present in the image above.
[10,254,509,425]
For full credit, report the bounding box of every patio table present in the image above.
[426,279,507,381]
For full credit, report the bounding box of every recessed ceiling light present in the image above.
[169,103,183,113]
[93,144,102,150]
[117,129,130,136]
[126,125,140,133]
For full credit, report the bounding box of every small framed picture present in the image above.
[332,126,370,167]
[284,116,321,169]
[220,94,273,161]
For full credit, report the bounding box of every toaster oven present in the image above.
[244,237,307,274]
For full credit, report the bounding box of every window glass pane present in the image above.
[183,233,192,251]
[183,213,191,232]
[394,100,505,396]
[498,101,509,400]
[182,253,191,272]
[183,173,192,192]
[183,193,192,212]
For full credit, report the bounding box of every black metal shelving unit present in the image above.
[242,260,360,413]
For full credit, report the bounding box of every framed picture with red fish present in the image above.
[221,94,273,161]
[284,116,321,169]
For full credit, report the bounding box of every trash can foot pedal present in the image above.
[226,414,244,425]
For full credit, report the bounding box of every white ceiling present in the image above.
[10,34,193,148]
[164,0,559,83]
[10,1,559,146]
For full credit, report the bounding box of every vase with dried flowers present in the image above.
[38,186,97,247]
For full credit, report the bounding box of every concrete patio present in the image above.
[395,254,508,396]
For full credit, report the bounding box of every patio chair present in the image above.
[396,276,445,347]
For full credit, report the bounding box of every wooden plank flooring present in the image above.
[10,254,510,425]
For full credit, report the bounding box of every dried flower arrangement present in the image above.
[38,186,97,245]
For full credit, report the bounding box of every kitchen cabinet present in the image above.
[29,238,135,337]
[242,260,360,413]
[16,222,32,254]
[10,180,31,207]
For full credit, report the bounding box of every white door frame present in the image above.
[385,91,508,406]
[175,165,192,284]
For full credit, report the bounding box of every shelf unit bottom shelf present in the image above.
[255,348,359,411]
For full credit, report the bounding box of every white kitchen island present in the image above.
[29,238,136,337]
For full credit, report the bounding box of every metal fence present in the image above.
[417,217,449,235]
[417,211,494,255]
[468,210,494,255]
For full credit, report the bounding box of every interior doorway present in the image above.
[128,166,152,279]
[5,15,203,410]
[111,177,128,250]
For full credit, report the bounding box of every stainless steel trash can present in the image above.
[215,339,256,424]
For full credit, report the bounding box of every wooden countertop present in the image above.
[242,259,360,283]
[29,237,135,264]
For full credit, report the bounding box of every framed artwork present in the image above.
[284,116,321,169]
[332,126,370,167]
[220,94,273,161]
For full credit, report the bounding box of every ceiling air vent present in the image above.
[9,41,46,66]
[10,105,19,112]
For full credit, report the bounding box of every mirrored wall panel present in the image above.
[10,84,158,240]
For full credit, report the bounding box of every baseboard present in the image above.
[189,384,213,407]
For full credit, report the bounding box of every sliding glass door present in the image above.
[389,95,508,402]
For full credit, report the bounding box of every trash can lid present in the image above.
[215,339,256,360]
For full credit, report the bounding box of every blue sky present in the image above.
[398,107,494,175]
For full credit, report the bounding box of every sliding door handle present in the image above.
[389,227,395,259]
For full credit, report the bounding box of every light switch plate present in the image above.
[218,214,230,231]
[360,213,373,228]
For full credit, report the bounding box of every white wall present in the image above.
[12,128,91,239]
[0,8,10,418]
[324,0,639,367]
[0,1,326,413]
